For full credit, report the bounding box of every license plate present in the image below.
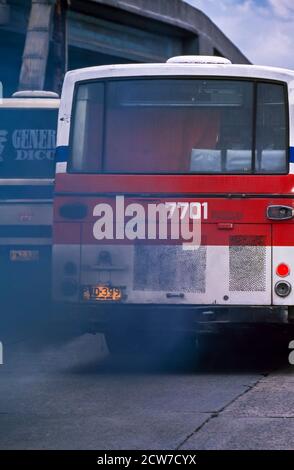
[82,286,122,301]
[10,250,39,262]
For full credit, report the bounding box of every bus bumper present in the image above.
[54,304,291,334]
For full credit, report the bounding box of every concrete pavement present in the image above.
[0,328,293,450]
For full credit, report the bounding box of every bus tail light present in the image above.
[275,281,291,297]
[276,263,290,277]
[267,205,293,220]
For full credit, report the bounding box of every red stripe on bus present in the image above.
[54,196,294,224]
[53,222,294,246]
[55,173,294,195]
[53,223,294,246]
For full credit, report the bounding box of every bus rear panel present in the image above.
[53,60,294,332]
[0,97,59,301]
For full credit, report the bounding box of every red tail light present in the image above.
[276,263,290,277]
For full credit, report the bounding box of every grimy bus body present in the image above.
[0,91,59,299]
[53,56,294,352]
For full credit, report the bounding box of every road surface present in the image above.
[0,306,294,450]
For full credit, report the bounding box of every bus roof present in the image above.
[0,98,60,109]
[62,63,294,87]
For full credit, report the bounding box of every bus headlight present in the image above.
[275,281,291,298]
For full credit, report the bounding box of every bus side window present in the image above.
[255,83,287,173]
[70,82,104,172]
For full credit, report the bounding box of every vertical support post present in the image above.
[18,0,55,91]
[52,0,68,95]
[0,0,10,25]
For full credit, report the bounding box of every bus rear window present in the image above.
[0,108,57,178]
[69,79,288,174]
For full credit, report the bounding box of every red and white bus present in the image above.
[53,56,294,351]
[0,91,59,301]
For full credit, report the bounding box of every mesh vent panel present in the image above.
[229,236,266,292]
[133,245,206,293]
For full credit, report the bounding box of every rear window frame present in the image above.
[67,76,290,176]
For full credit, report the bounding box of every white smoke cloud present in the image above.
[184,0,294,68]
